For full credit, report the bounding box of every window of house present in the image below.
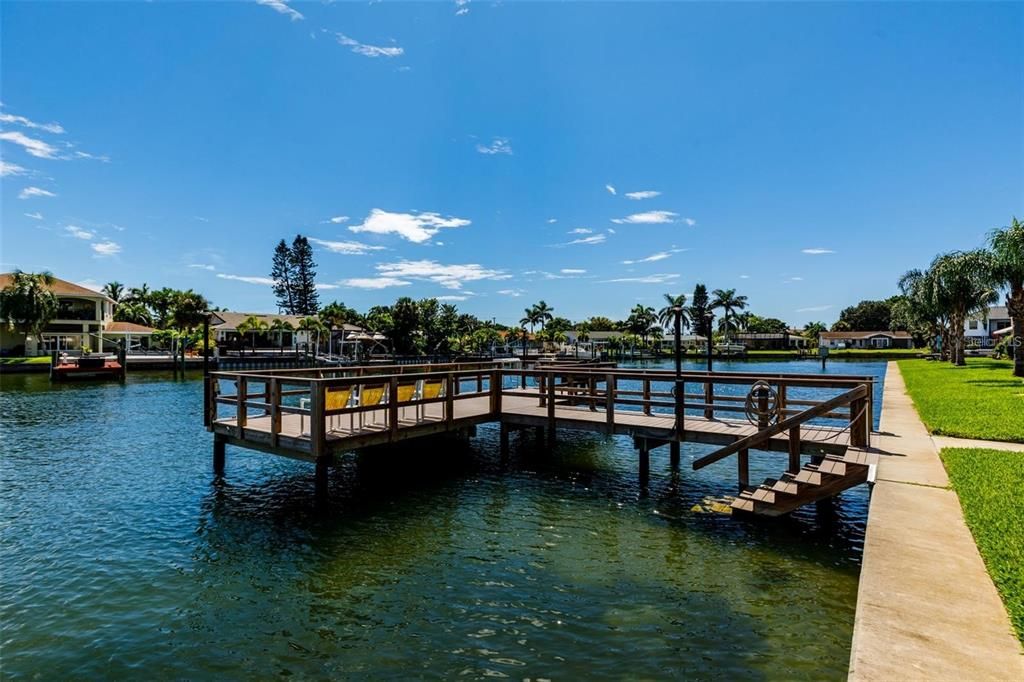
[968,320,980,330]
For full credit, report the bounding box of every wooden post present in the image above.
[778,383,788,419]
[315,457,328,498]
[388,376,399,441]
[788,426,801,473]
[738,448,749,491]
[642,378,651,416]
[670,441,680,469]
[263,380,271,417]
[236,376,247,440]
[674,379,685,441]
[704,378,714,420]
[588,375,597,412]
[500,422,510,460]
[605,373,615,435]
[213,434,225,475]
[538,372,546,407]
[638,439,650,487]
[489,369,502,416]
[547,372,556,447]
[757,385,770,429]
[476,373,483,393]
[270,378,281,448]
[850,392,868,447]
[445,373,455,429]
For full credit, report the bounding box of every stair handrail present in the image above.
[692,383,868,470]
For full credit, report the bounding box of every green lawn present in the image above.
[899,358,1024,443]
[941,448,1024,643]
[0,356,51,365]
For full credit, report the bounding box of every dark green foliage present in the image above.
[271,239,295,313]
[290,235,319,315]
[834,299,894,331]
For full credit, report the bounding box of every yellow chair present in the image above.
[395,381,418,424]
[325,386,353,434]
[357,383,387,430]
[417,379,445,421]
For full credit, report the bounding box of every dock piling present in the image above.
[213,435,226,475]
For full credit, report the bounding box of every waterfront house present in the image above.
[819,330,914,349]
[733,330,809,351]
[209,311,363,355]
[0,273,156,356]
[964,305,1011,348]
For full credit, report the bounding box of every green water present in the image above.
[1,362,883,679]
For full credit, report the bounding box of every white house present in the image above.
[964,306,1011,348]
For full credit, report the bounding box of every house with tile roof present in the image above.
[0,273,157,356]
[818,330,914,349]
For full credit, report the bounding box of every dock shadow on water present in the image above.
[1,370,868,679]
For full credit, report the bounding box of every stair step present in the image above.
[771,477,800,495]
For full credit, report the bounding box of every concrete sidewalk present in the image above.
[932,435,1024,454]
[848,362,1023,680]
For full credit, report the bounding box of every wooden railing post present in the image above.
[539,372,547,407]
[310,381,326,460]
[477,372,483,394]
[850,392,868,447]
[589,375,597,412]
[704,377,714,420]
[445,373,455,428]
[674,378,685,440]
[388,375,399,441]
[270,378,281,448]
[236,375,247,440]
[490,369,502,415]
[605,373,615,435]
[788,425,801,473]
[547,372,556,437]
[757,384,770,429]
[642,378,651,416]
[778,383,788,418]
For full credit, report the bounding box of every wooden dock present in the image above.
[205,361,877,515]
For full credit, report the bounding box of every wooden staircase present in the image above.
[731,447,878,516]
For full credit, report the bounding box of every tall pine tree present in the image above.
[689,283,712,336]
[271,239,295,313]
[289,235,319,315]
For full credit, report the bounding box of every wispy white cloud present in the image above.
[326,31,404,58]
[349,208,470,243]
[24,212,43,220]
[373,259,509,290]
[71,150,110,162]
[193,216,210,223]
[0,110,65,134]
[602,273,680,284]
[316,283,340,290]
[255,0,303,21]
[476,137,512,155]
[0,160,28,176]
[560,268,586,274]
[684,218,697,226]
[625,190,661,200]
[796,304,833,313]
[91,241,122,257]
[454,0,470,15]
[605,184,617,195]
[188,263,216,271]
[341,276,411,289]
[309,237,385,255]
[497,288,525,297]
[328,215,349,224]
[801,248,835,255]
[611,210,679,225]
[568,228,592,234]
[555,233,606,247]
[622,251,670,265]
[739,274,750,279]
[1,131,60,159]
[65,225,95,240]
[19,186,56,199]
[217,273,275,285]
[437,295,468,301]
[547,218,558,224]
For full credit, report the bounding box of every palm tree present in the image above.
[531,300,554,332]
[520,307,540,335]
[710,288,748,344]
[627,304,656,350]
[125,283,150,306]
[658,293,689,331]
[899,266,948,356]
[989,217,1024,377]
[0,270,59,353]
[931,250,998,366]
[296,316,325,357]
[269,318,294,355]
[102,281,125,303]
[236,315,269,355]
[114,301,153,327]
[802,321,828,347]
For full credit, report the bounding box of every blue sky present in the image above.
[2,1,1021,326]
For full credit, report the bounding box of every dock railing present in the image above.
[208,362,873,460]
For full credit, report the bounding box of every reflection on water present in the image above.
[1,363,881,678]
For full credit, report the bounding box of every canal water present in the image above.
[1,360,886,679]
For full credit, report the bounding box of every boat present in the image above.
[50,354,125,382]
[714,343,747,357]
